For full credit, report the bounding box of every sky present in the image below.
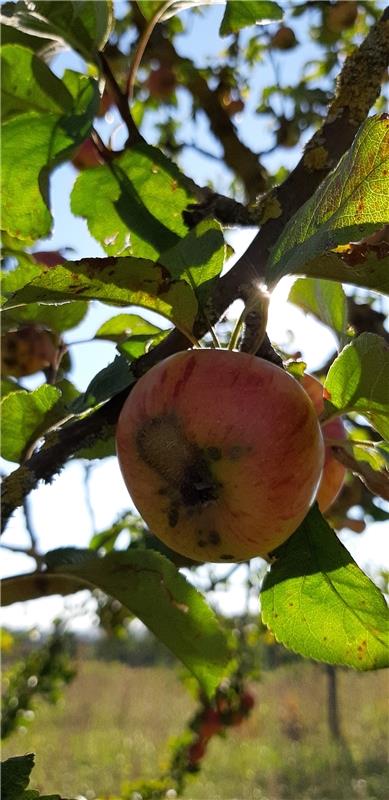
[1,1,388,632]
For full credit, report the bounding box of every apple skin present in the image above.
[302,374,346,512]
[116,349,324,562]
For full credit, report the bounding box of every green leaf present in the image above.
[323,333,389,438]
[268,116,389,292]
[281,241,389,295]
[1,44,73,121]
[71,354,134,413]
[1,301,88,334]
[73,550,234,696]
[1,74,99,243]
[348,428,388,471]
[1,1,113,63]
[94,313,161,343]
[1,573,88,606]
[261,505,389,670]
[0,384,63,463]
[0,384,62,463]
[9,548,233,697]
[3,257,198,338]
[220,1,283,36]
[96,313,166,361]
[118,329,167,361]
[288,277,347,344]
[1,262,42,302]
[1,378,24,398]
[0,380,78,462]
[137,0,223,21]
[160,219,226,297]
[71,143,196,258]
[2,754,35,800]
[76,436,116,461]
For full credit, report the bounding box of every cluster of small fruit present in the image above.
[173,680,256,775]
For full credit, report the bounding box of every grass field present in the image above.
[2,660,388,800]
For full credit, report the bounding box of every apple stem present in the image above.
[228,306,246,351]
[228,285,270,353]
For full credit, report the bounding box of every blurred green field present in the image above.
[2,660,388,800]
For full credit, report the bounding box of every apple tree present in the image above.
[1,1,389,796]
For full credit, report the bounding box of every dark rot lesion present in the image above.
[136,413,222,520]
[136,413,247,559]
[197,529,221,549]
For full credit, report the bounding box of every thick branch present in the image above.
[2,11,388,533]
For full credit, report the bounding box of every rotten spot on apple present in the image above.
[116,349,325,562]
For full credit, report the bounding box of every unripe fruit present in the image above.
[220,92,245,116]
[116,350,324,562]
[187,739,206,765]
[240,690,255,712]
[270,26,297,50]
[72,138,104,170]
[199,708,223,739]
[33,251,65,268]
[1,326,58,378]
[146,66,177,99]
[327,1,358,33]
[302,374,346,512]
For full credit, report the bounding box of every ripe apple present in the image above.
[1,325,59,378]
[116,349,324,562]
[302,373,346,512]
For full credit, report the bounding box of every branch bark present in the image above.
[2,10,388,533]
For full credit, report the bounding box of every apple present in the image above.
[220,91,245,117]
[327,1,358,33]
[240,690,255,713]
[1,325,59,378]
[33,251,65,268]
[198,708,223,739]
[116,349,324,562]
[146,65,177,99]
[270,26,297,50]
[302,374,346,512]
[187,739,206,766]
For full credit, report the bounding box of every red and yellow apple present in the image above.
[301,373,346,512]
[116,349,325,562]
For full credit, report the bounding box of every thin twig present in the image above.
[100,52,143,146]
[126,0,176,103]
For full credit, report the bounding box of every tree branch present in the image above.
[2,11,388,533]
[131,5,268,200]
